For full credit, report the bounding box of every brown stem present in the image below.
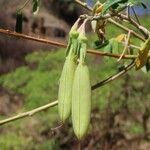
[0,101,58,125]
[0,28,138,59]
[0,29,66,48]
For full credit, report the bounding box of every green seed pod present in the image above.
[58,56,77,122]
[72,62,91,140]
[58,19,80,122]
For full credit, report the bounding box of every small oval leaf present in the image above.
[32,0,40,15]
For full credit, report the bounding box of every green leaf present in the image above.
[102,0,128,14]
[111,39,119,54]
[141,2,147,9]
[32,0,41,15]
[15,11,23,33]
[93,40,109,49]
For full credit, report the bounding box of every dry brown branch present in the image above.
[0,28,138,59]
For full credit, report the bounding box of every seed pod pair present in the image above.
[72,33,91,140]
[58,19,92,140]
[58,19,80,122]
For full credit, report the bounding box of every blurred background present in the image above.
[0,0,150,149]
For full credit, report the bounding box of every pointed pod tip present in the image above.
[75,131,87,140]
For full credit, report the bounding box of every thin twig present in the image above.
[74,0,92,11]
[0,101,58,125]
[118,31,131,61]
[131,6,141,25]
[108,18,145,41]
[91,61,135,90]
[0,28,138,59]
[18,0,31,11]
[0,29,66,48]
[121,43,140,50]
[87,49,137,59]
[118,13,150,39]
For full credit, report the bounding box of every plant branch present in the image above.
[118,30,131,61]
[75,0,145,41]
[87,49,138,59]
[92,14,145,41]
[0,28,139,59]
[0,101,58,125]
[91,61,135,90]
[18,0,31,11]
[131,6,141,25]
[74,0,92,11]
[108,18,145,41]
[118,13,150,39]
[0,29,66,48]
[0,61,135,126]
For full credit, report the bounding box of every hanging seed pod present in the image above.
[58,19,80,122]
[72,62,91,140]
[58,53,77,122]
[72,25,91,139]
